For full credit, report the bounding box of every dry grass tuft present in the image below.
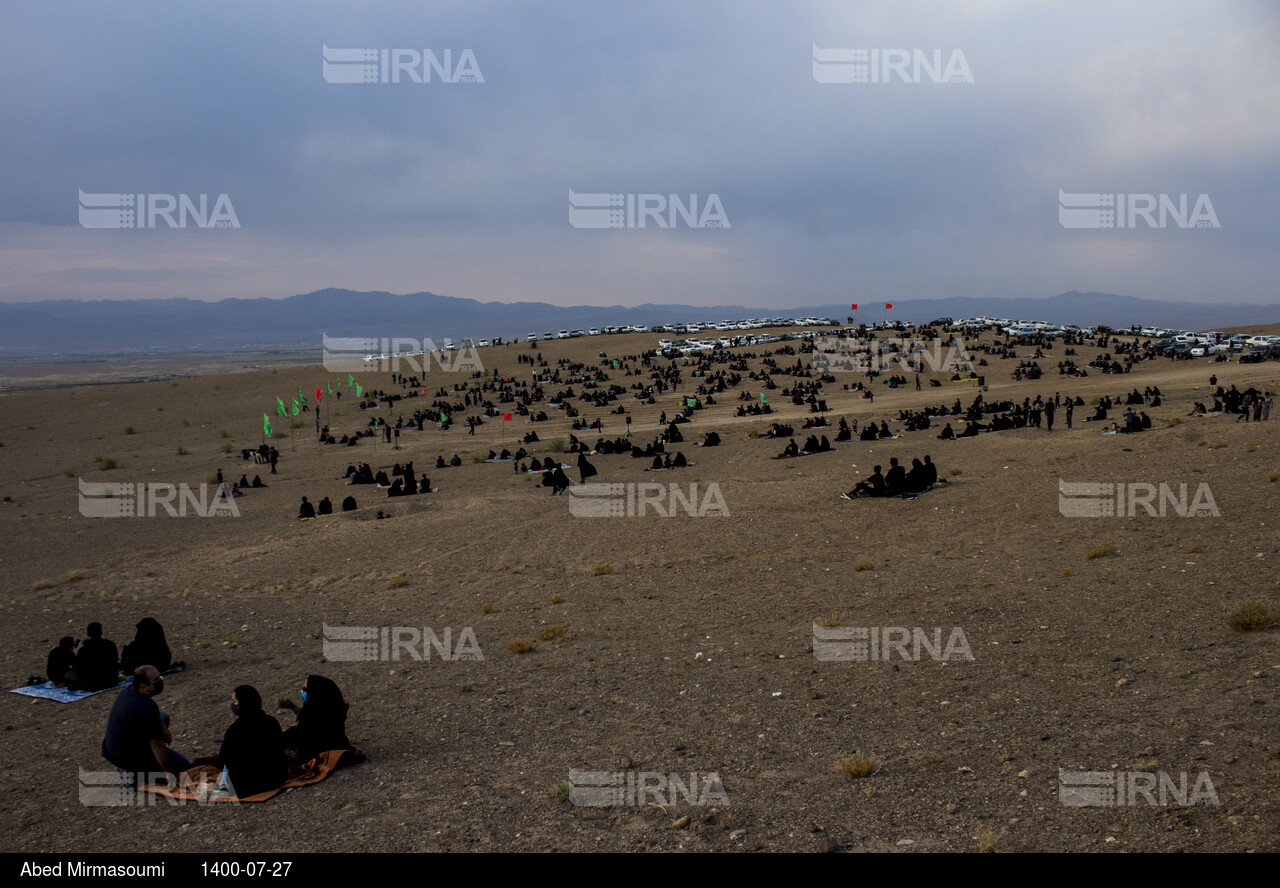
[839,754,878,780]
[1227,599,1280,632]
[539,624,573,646]
[977,828,1002,853]
[1085,543,1116,560]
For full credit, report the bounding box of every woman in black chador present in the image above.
[119,617,175,674]
[278,675,353,765]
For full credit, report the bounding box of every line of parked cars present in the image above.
[1148,331,1280,359]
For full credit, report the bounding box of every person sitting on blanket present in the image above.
[299,497,316,520]
[278,675,352,766]
[937,423,954,440]
[194,685,286,799]
[923,455,938,487]
[803,435,820,453]
[780,439,799,458]
[904,458,929,494]
[69,622,120,691]
[848,466,887,498]
[885,458,906,496]
[672,451,687,468]
[46,636,77,686]
[120,617,177,675]
[102,665,190,786]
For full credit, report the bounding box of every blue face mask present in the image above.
[300,689,308,703]
[231,702,240,717]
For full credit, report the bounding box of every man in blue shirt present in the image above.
[101,666,189,785]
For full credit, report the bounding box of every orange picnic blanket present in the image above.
[139,748,365,803]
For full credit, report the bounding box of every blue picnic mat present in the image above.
[10,679,128,703]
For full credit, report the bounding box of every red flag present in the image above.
[885,302,893,309]
[503,413,513,421]
[420,388,426,395]
[851,303,858,310]
[315,385,322,402]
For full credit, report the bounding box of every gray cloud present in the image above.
[0,0,1276,306]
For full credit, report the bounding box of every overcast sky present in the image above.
[1,1,1277,307]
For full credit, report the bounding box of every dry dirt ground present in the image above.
[0,326,1277,853]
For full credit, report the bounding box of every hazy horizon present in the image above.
[2,1,1277,308]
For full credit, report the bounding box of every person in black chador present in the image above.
[196,685,286,799]
[120,617,175,675]
[278,675,353,766]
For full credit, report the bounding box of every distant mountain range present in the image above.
[0,289,1276,357]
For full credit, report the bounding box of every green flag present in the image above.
[327,381,333,396]
[686,397,696,408]
[355,384,363,397]
[297,388,306,405]
[760,393,768,404]
[263,413,271,436]
[348,374,355,387]
[292,399,300,416]
[276,397,286,417]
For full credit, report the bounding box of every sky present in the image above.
[1,0,1277,307]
